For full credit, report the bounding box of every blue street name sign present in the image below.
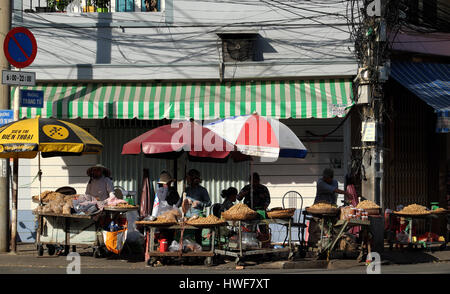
[0,110,14,126]
[20,89,44,108]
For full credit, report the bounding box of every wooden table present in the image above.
[34,211,103,256]
[214,218,295,264]
[391,212,448,251]
[137,222,225,266]
[332,219,371,261]
[304,209,372,261]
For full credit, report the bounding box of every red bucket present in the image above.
[159,239,168,253]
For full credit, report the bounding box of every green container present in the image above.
[256,210,267,219]
[431,202,440,210]
[126,196,135,206]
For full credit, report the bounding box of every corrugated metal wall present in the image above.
[383,81,437,210]
[383,81,441,235]
[98,119,249,206]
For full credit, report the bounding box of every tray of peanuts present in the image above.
[394,204,431,217]
[306,202,340,215]
[356,200,381,215]
[221,203,259,221]
[104,203,139,212]
[185,214,227,227]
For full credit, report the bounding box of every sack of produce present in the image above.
[42,204,53,213]
[32,191,66,203]
[62,203,72,215]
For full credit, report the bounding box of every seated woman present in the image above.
[212,187,238,218]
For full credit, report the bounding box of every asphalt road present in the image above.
[0,249,448,294]
[0,254,449,274]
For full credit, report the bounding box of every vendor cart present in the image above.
[214,218,295,265]
[137,221,225,266]
[326,218,371,261]
[390,211,448,251]
[304,208,372,261]
[34,211,104,257]
[102,206,139,255]
[35,205,139,257]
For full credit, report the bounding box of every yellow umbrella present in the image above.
[0,116,103,253]
[0,116,103,158]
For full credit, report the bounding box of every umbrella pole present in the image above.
[38,152,42,203]
[11,84,20,253]
[250,160,253,210]
[10,157,18,253]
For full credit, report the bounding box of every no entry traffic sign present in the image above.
[3,27,37,68]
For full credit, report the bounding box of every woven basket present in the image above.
[222,210,258,221]
[267,208,296,219]
[393,211,431,217]
[431,209,448,214]
[185,220,227,227]
[306,207,340,215]
[135,220,177,226]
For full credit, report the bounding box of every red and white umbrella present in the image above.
[205,114,307,160]
[121,120,235,159]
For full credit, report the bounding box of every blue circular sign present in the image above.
[3,27,37,68]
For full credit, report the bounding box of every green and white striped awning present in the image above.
[15,79,353,120]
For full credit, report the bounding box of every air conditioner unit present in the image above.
[222,38,255,62]
[219,33,257,62]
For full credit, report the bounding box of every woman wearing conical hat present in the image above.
[85,164,114,201]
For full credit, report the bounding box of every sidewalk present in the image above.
[0,243,449,272]
[280,243,450,270]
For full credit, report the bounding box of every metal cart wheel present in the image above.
[93,247,103,258]
[147,257,158,266]
[235,256,245,265]
[37,244,44,256]
[47,245,56,256]
[288,251,294,261]
[63,245,71,256]
[204,256,213,267]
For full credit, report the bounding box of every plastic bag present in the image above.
[396,231,409,243]
[183,239,202,252]
[242,232,259,248]
[103,228,127,254]
[169,240,181,252]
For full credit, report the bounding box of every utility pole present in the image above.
[0,0,11,252]
[358,0,390,209]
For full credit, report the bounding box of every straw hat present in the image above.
[87,164,111,178]
[157,171,173,184]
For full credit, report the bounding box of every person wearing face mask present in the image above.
[151,171,180,217]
